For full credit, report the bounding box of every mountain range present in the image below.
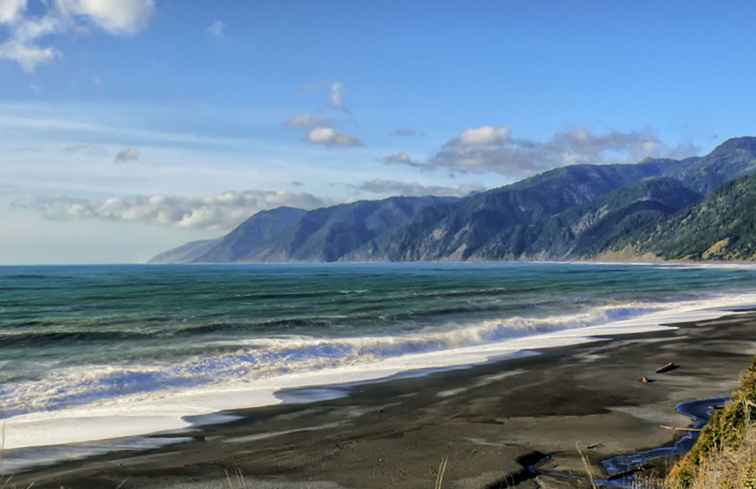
[151,137,756,264]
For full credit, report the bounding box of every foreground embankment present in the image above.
[664,357,756,488]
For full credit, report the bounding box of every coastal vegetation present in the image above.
[664,357,756,489]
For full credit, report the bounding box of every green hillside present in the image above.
[608,173,756,261]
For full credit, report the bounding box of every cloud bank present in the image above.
[384,126,699,177]
[353,179,484,198]
[17,190,329,231]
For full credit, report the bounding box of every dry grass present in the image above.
[684,424,756,489]
[619,426,756,489]
[666,358,756,489]
[434,456,448,489]
[1,421,5,465]
[222,468,250,489]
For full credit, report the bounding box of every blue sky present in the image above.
[2,0,756,263]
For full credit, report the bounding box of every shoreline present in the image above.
[6,258,756,267]
[4,308,756,488]
[4,292,756,455]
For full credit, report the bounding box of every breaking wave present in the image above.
[0,298,705,419]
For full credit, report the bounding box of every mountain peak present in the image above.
[711,136,756,156]
[256,206,306,215]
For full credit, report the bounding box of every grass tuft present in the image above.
[434,456,448,489]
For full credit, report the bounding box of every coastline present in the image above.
[4,307,756,488]
[4,292,756,454]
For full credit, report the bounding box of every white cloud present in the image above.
[0,0,154,72]
[0,12,61,71]
[0,0,26,24]
[381,151,426,169]
[459,126,511,145]
[306,126,363,148]
[55,0,155,34]
[16,190,330,231]
[207,19,224,37]
[114,147,140,163]
[0,39,59,72]
[284,113,330,129]
[329,81,349,113]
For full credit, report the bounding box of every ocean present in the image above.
[2,262,756,452]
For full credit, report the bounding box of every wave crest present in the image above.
[0,300,671,418]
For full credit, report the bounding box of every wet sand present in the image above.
[8,312,756,489]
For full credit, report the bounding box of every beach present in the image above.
[7,4,756,487]
[6,308,756,489]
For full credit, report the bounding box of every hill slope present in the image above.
[153,197,456,263]
[149,239,220,264]
[607,173,756,261]
[529,177,702,259]
[381,162,675,260]
[190,207,308,262]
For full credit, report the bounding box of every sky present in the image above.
[2,0,756,264]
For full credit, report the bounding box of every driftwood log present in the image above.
[656,362,679,374]
[660,425,701,432]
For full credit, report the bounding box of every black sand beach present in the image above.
[7,312,756,489]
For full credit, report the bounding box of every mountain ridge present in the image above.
[150,137,756,264]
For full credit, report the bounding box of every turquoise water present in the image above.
[2,262,756,420]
